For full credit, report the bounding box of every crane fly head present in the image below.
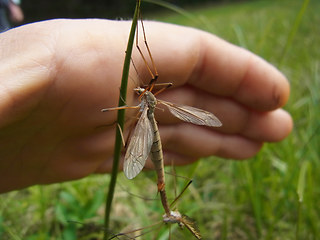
[134,87,147,103]
[163,211,182,224]
[134,87,146,96]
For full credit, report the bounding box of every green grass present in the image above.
[1,0,319,239]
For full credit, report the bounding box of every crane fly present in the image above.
[102,1,222,238]
[102,86,221,239]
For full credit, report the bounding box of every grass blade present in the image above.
[296,161,309,240]
[297,161,309,203]
[279,0,310,66]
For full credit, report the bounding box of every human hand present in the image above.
[0,19,292,193]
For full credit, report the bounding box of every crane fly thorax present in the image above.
[144,91,157,110]
[134,87,157,113]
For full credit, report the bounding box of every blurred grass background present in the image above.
[1,0,319,239]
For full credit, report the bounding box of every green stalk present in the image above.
[103,1,141,239]
[279,0,310,67]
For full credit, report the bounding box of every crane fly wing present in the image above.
[124,105,154,179]
[181,215,202,240]
[158,100,222,127]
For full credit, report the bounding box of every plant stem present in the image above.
[103,1,141,239]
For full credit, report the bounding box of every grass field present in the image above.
[1,0,319,239]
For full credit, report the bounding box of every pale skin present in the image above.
[0,19,293,193]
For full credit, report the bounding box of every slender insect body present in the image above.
[136,88,171,215]
[148,106,170,215]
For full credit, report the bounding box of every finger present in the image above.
[241,109,293,142]
[159,124,263,160]
[142,21,290,111]
[189,35,290,111]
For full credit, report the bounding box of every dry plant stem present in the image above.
[103,1,141,239]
